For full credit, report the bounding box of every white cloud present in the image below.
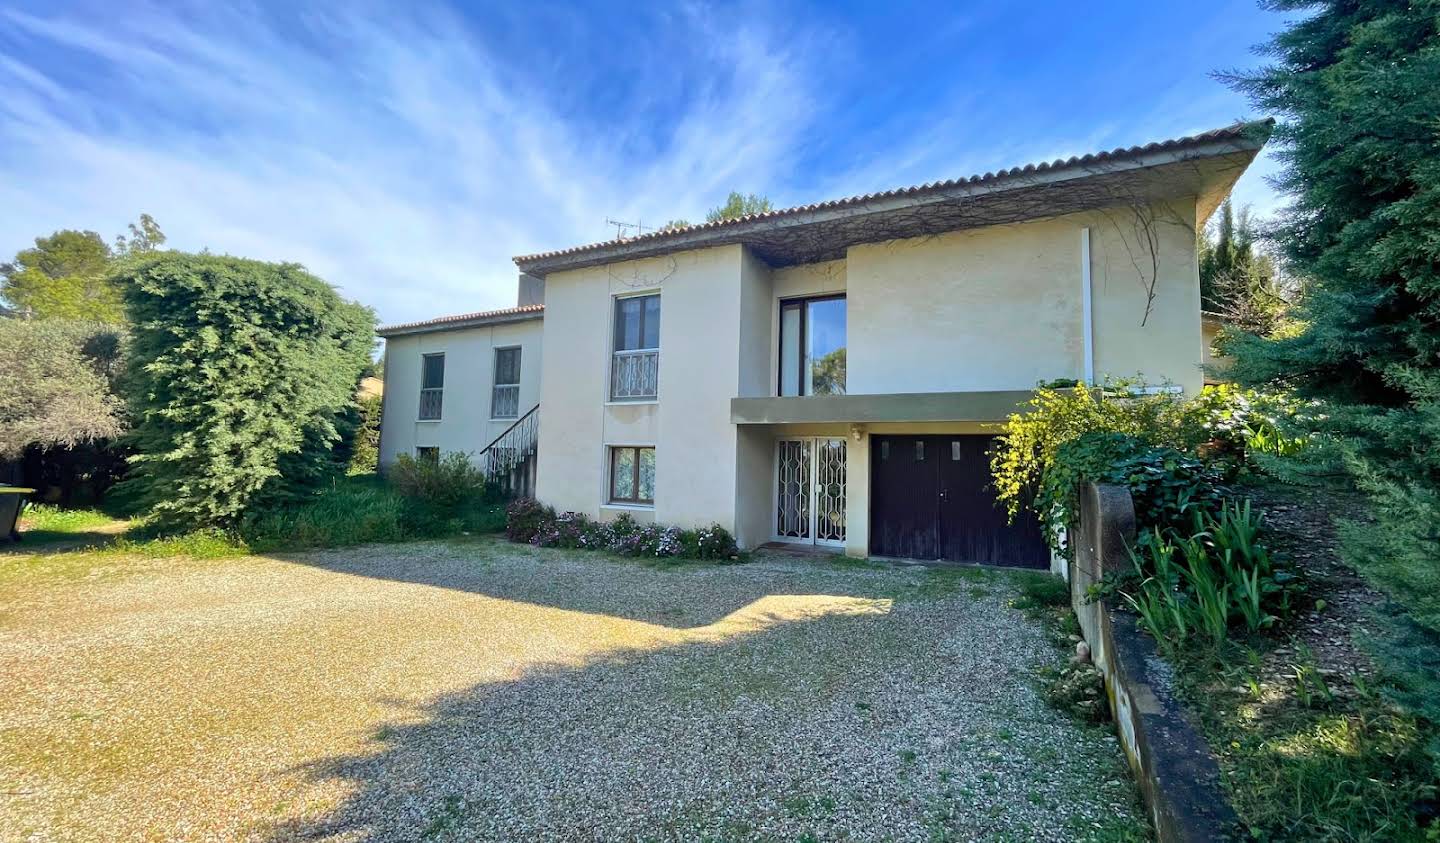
[0,3,828,324]
[0,2,1281,326]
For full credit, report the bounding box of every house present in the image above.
[378,120,1270,569]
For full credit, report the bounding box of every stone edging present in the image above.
[1069,483,1243,842]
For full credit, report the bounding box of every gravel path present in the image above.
[0,539,1142,841]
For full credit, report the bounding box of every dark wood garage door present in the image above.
[870,435,1049,568]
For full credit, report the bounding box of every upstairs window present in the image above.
[492,347,521,419]
[611,294,660,400]
[419,353,445,420]
[779,295,846,396]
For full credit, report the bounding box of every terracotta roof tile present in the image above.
[378,303,543,336]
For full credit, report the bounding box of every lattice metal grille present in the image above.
[775,439,811,539]
[491,384,519,419]
[611,350,659,400]
[815,438,847,542]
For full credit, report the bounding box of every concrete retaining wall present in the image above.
[1071,483,1242,842]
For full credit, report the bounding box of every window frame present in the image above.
[607,445,656,506]
[610,292,661,402]
[419,352,445,421]
[777,293,846,397]
[416,446,439,462]
[613,293,661,353]
[490,345,522,419]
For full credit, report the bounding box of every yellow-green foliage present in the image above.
[991,382,1193,521]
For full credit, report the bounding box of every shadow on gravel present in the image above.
[256,566,1043,843]
[273,539,905,629]
[252,545,1109,843]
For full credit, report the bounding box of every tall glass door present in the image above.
[774,437,846,547]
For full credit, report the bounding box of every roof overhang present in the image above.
[378,306,544,338]
[731,391,1035,425]
[516,120,1272,278]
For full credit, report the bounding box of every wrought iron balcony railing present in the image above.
[491,384,519,419]
[611,349,658,400]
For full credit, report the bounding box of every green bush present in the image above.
[114,253,374,530]
[242,474,503,552]
[387,452,495,509]
[1119,500,1298,653]
[347,393,382,475]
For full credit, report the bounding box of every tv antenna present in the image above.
[605,218,653,240]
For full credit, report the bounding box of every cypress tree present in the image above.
[1224,0,1440,672]
[115,253,375,529]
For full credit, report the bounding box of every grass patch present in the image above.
[12,504,131,551]
[1175,642,1436,841]
[6,475,507,565]
[242,474,504,552]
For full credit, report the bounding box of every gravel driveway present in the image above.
[0,539,1142,841]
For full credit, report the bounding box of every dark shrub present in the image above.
[504,498,554,543]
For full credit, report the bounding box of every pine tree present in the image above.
[1224,0,1440,652]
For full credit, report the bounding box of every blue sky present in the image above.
[0,1,1293,325]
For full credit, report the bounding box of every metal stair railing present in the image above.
[477,403,539,496]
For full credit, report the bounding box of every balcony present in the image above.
[611,349,659,401]
[730,390,1036,425]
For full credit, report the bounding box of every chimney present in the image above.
[516,273,545,307]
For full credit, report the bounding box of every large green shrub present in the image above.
[116,253,374,529]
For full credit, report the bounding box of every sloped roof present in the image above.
[514,119,1273,276]
[378,304,544,338]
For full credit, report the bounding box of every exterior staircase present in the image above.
[478,404,539,498]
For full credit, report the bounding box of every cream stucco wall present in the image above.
[536,246,753,529]
[847,202,1203,397]
[379,319,543,467]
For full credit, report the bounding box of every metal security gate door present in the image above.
[774,438,846,547]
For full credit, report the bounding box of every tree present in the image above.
[115,253,375,529]
[810,347,846,395]
[1,230,117,321]
[1223,1,1440,644]
[1198,199,1285,335]
[1,215,166,322]
[113,213,167,256]
[704,192,773,223]
[0,319,126,458]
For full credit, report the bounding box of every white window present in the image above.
[611,294,659,400]
[779,295,846,396]
[609,446,656,505]
[491,347,521,418]
[419,353,444,420]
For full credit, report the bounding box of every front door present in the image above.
[774,438,846,547]
[870,435,1048,567]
